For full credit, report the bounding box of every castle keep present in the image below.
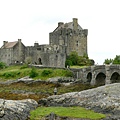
[0,18,88,68]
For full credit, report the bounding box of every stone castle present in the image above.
[0,18,88,68]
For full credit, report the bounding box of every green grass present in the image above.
[0,65,73,81]
[30,106,106,120]
[70,65,89,68]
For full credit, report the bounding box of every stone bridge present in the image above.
[70,65,120,85]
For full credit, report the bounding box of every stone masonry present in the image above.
[0,18,88,68]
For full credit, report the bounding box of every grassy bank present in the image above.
[30,107,106,120]
[0,65,73,81]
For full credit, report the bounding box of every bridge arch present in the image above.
[110,72,120,83]
[86,72,92,83]
[95,72,106,86]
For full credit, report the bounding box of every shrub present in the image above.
[41,70,53,77]
[65,60,72,67]
[3,72,15,78]
[0,62,7,69]
[64,70,73,77]
[65,52,93,67]
[29,67,38,78]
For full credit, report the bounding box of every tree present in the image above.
[104,55,120,65]
[113,55,120,64]
[104,58,113,65]
[68,51,79,65]
[65,51,93,67]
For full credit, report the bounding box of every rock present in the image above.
[0,99,38,120]
[39,83,120,119]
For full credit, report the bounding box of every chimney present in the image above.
[58,22,64,27]
[34,41,39,46]
[73,18,78,30]
[18,39,21,42]
[3,41,8,45]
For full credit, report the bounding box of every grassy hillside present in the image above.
[0,64,73,81]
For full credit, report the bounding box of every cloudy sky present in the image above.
[0,0,120,64]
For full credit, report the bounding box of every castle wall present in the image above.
[26,44,66,68]
[13,42,26,63]
[67,29,88,56]
[0,48,13,65]
[25,46,37,64]
[49,28,88,56]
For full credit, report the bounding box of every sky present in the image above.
[0,0,120,65]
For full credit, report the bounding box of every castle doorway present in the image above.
[38,58,42,65]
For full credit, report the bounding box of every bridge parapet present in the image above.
[92,65,105,70]
[109,64,120,69]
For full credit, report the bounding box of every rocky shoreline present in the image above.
[39,83,120,120]
[0,78,120,120]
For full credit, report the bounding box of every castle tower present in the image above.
[49,18,88,57]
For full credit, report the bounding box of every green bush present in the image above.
[0,62,7,69]
[64,70,73,77]
[2,71,21,78]
[65,51,93,67]
[65,60,72,67]
[113,55,120,64]
[41,70,53,77]
[29,67,38,78]
[3,72,15,78]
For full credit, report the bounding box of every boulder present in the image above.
[0,99,38,120]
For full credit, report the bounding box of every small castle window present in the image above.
[76,41,79,47]
[37,48,41,50]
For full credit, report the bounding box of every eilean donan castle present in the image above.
[0,18,88,68]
